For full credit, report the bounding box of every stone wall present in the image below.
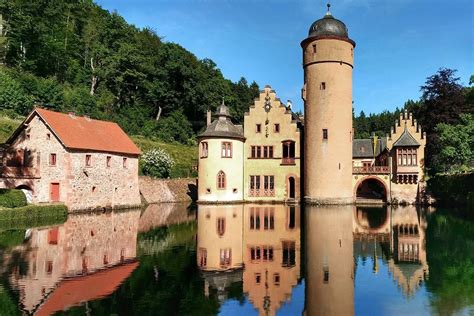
[139,176,197,204]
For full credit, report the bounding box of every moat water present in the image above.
[0,203,472,315]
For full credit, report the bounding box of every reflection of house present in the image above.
[197,204,244,301]
[305,205,354,316]
[0,108,141,210]
[243,204,301,316]
[388,206,429,297]
[5,209,140,314]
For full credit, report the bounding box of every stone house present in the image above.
[0,108,141,210]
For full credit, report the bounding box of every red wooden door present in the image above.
[50,183,60,202]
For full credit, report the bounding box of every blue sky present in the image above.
[96,0,473,115]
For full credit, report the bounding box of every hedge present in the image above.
[0,204,68,228]
[0,189,27,208]
[428,173,474,208]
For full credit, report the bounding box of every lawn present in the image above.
[0,116,21,143]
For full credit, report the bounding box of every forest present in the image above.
[0,0,473,176]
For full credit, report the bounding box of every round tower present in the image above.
[197,101,245,202]
[301,4,355,204]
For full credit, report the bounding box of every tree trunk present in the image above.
[155,106,162,121]
[90,57,98,96]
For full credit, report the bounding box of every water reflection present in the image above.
[197,204,301,315]
[0,203,472,315]
[3,209,141,315]
[305,205,354,316]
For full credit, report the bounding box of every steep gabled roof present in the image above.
[392,127,420,147]
[353,138,387,158]
[7,108,141,155]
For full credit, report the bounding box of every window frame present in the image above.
[221,142,232,158]
[49,153,57,166]
[200,141,208,158]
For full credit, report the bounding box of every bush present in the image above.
[0,189,27,208]
[141,148,175,178]
[0,204,68,223]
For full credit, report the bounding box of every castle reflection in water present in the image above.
[1,203,429,315]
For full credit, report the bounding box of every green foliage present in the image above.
[0,189,27,208]
[0,204,68,222]
[435,114,474,173]
[425,211,474,315]
[0,115,21,142]
[428,173,474,208]
[0,0,259,142]
[141,148,175,179]
[0,229,24,250]
[0,285,19,316]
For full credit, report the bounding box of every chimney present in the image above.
[206,110,212,126]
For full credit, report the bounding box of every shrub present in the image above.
[0,189,27,208]
[0,204,68,224]
[141,148,175,178]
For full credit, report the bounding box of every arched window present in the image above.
[217,171,226,189]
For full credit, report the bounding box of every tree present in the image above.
[435,114,474,173]
[141,148,175,178]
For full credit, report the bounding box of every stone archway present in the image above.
[15,184,33,203]
[354,176,388,203]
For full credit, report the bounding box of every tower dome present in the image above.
[307,4,349,39]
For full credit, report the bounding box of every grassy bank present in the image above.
[132,136,197,178]
[0,116,21,143]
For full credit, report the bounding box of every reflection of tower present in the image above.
[305,205,354,316]
[301,4,355,204]
[7,210,140,315]
[243,204,301,316]
[197,204,244,302]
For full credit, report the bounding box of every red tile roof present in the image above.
[36,261,139,316]
[32,108,140,155]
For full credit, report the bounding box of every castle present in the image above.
[197,5,426,205]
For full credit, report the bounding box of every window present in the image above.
[123,157,127,168]
[274,273,280,286]
[221,142,232,158]
[264,176,275,191]
[282,141,296,164]
[217,171,226,189]
[106,156,111,168]
[323,129,328,140]
[47,133,51,140]
[255,273,261,284]
[46,261,53,274]
[201,142,208,158]
[217,217,226,236]
[263,208,274,230]
[250,175,261,196]
[312,44,317,54]
[103,254,109,265]
[250,246,273,262]
[220,248,232,267]
[256,124,262,133]
[85,154,92,167]
[49,153,57,166]
[324,267,330,284]
[263,146,274,158]
[320,82,326,90]
[288,207,296,229]
[250,207,260,230]
[92,186,96,193]
[397,148,418,166]
[282,241,296,267]
[199,248,207,267]
[274,124,280,133]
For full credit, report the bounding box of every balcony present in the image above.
[0,166,40,179]
[353,166,390,174]
[281,157,296,165]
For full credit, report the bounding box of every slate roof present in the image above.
[392,127,420,147]
[7,108,141,155]
[198,102,245,140]
[353,138,387,158]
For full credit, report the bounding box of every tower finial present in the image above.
[221,97,225,106]
[326,2,332,15]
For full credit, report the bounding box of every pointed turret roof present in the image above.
[198,100,245,140]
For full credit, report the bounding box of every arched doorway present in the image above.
[288,177,296,199]
[356,178,387,202]
[16,185,33,203]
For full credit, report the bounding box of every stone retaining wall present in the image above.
[139,176,197,204]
